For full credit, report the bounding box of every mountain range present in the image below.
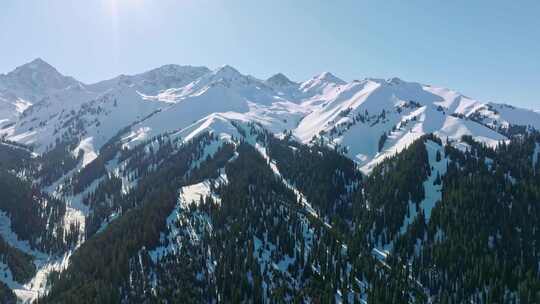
[0,59,539,303]
[2,59,539,171]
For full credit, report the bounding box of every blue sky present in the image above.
[1,0,539,109]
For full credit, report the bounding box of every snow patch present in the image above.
[73,136,98,168]
[400,140,448,235]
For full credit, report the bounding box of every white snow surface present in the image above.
[0,211,73,303]
[1,59,538,173]
[149,174,226,263]
[400,140,448,235]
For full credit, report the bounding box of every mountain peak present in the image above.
[87,64,211,95]
[149,64,211,77]
[206,65,247,84]
[0,58,81,102]
[387,77,404,85]
[314,72,345,85]
[12,58,58,75]
[29,57,50,66]
[299,72,346,94]
[214,65,242,77]
[266,73,296,87]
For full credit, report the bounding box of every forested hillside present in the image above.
[1,59,539,303]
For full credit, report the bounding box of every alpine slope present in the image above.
[1,59,538,173]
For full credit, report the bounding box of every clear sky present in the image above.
[1,0,539,109]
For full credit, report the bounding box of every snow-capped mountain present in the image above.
[0,58,83,129]
[0,58,81,101]
[299,71,346,98]
[87,64,211,96]
[1,58,540,303]
[1,58,539,172]
[265,73,297,89]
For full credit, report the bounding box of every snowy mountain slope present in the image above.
[87,64,211,96]
[1,59,539,304]
[0,59,82,129]
[0,58,81,103]
[293,77,514,172]
[6,86,164,154]
[122,98,309,150]
[265,73,298,90]
[299,71,346,99]
[0,93,30,128]
[1,58,539,174]
[119,81,307,149]
[3,65,217,154]
[0,56,538,302]
[108,72,538,175]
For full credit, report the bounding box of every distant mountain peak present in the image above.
[201,65,253,87]
[30,57,49,64]
[299,71,346,94]
[149,64,211,77]
[26,57,51,67]
[87,64,211,95]
[213,65,242,78]
[386,77,404,85]
[0,58,81,103]
[314,72,345,85]
[266,73,296,87]
[364,77,406,86]
[11,58,61,76]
